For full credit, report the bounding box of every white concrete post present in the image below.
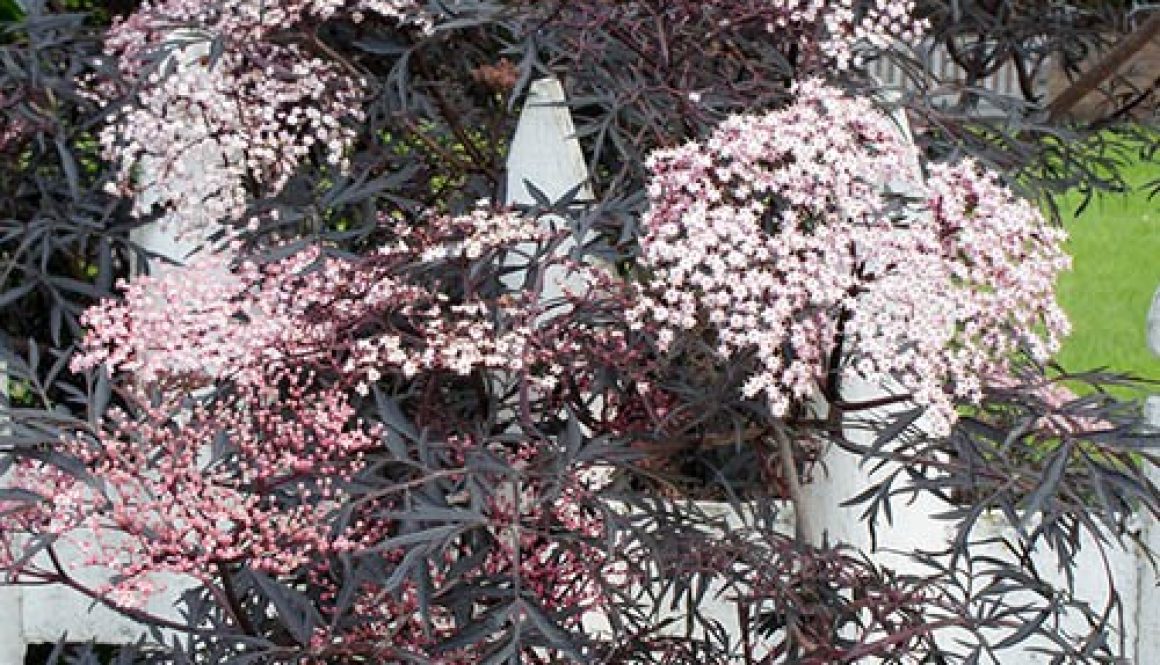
[1138,286,1160,663]
[0,361,27,664]
[503,76,594,312]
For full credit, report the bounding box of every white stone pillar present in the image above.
[1137,293,1160,662]
[502,76,594,310]
[0,362,27,664]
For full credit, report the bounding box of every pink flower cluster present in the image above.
[99,0,427,231]
[71,376,379,580]
[0,208,619,650]
[632,80,1070,434]
[73,210,551,392]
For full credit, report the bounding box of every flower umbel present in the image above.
[633,81,1070,434]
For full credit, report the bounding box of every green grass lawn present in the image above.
[1054,157,1160,382]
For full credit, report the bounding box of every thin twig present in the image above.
[35,545,202,634]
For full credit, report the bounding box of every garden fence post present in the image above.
[502,76,594,309]
[504,77,593,208]
[505,78,794,643]
[797,100,1148,663]
[12,31,219,653]
[0,363,27,664]
[1139,284,1160,663]
[128,30,230,268]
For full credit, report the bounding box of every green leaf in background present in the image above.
[0,0,22,23]
[1056,145,1160,388]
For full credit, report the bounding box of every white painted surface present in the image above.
[1139,396,1160,664]
[866,39,1051,118]
[801,378,952,565]
[19,534,191,646]
[503,76,595,317]
[0,586,24,663]
[504,77,592,207]
[966,514,1141,663]
[131,218,214,267]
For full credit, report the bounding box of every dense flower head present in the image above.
[31,207,622,636]
[99,0,427,231]
[74,375,380,579]
[72,210,555,390]
[632,80,1070,434]
[108,1,430,43]
[762,0,926,70]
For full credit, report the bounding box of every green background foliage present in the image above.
[1056,151,1160,381]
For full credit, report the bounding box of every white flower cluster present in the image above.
[764,0,926,70]
[100,0,427,232]
[633,81,1070,434]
